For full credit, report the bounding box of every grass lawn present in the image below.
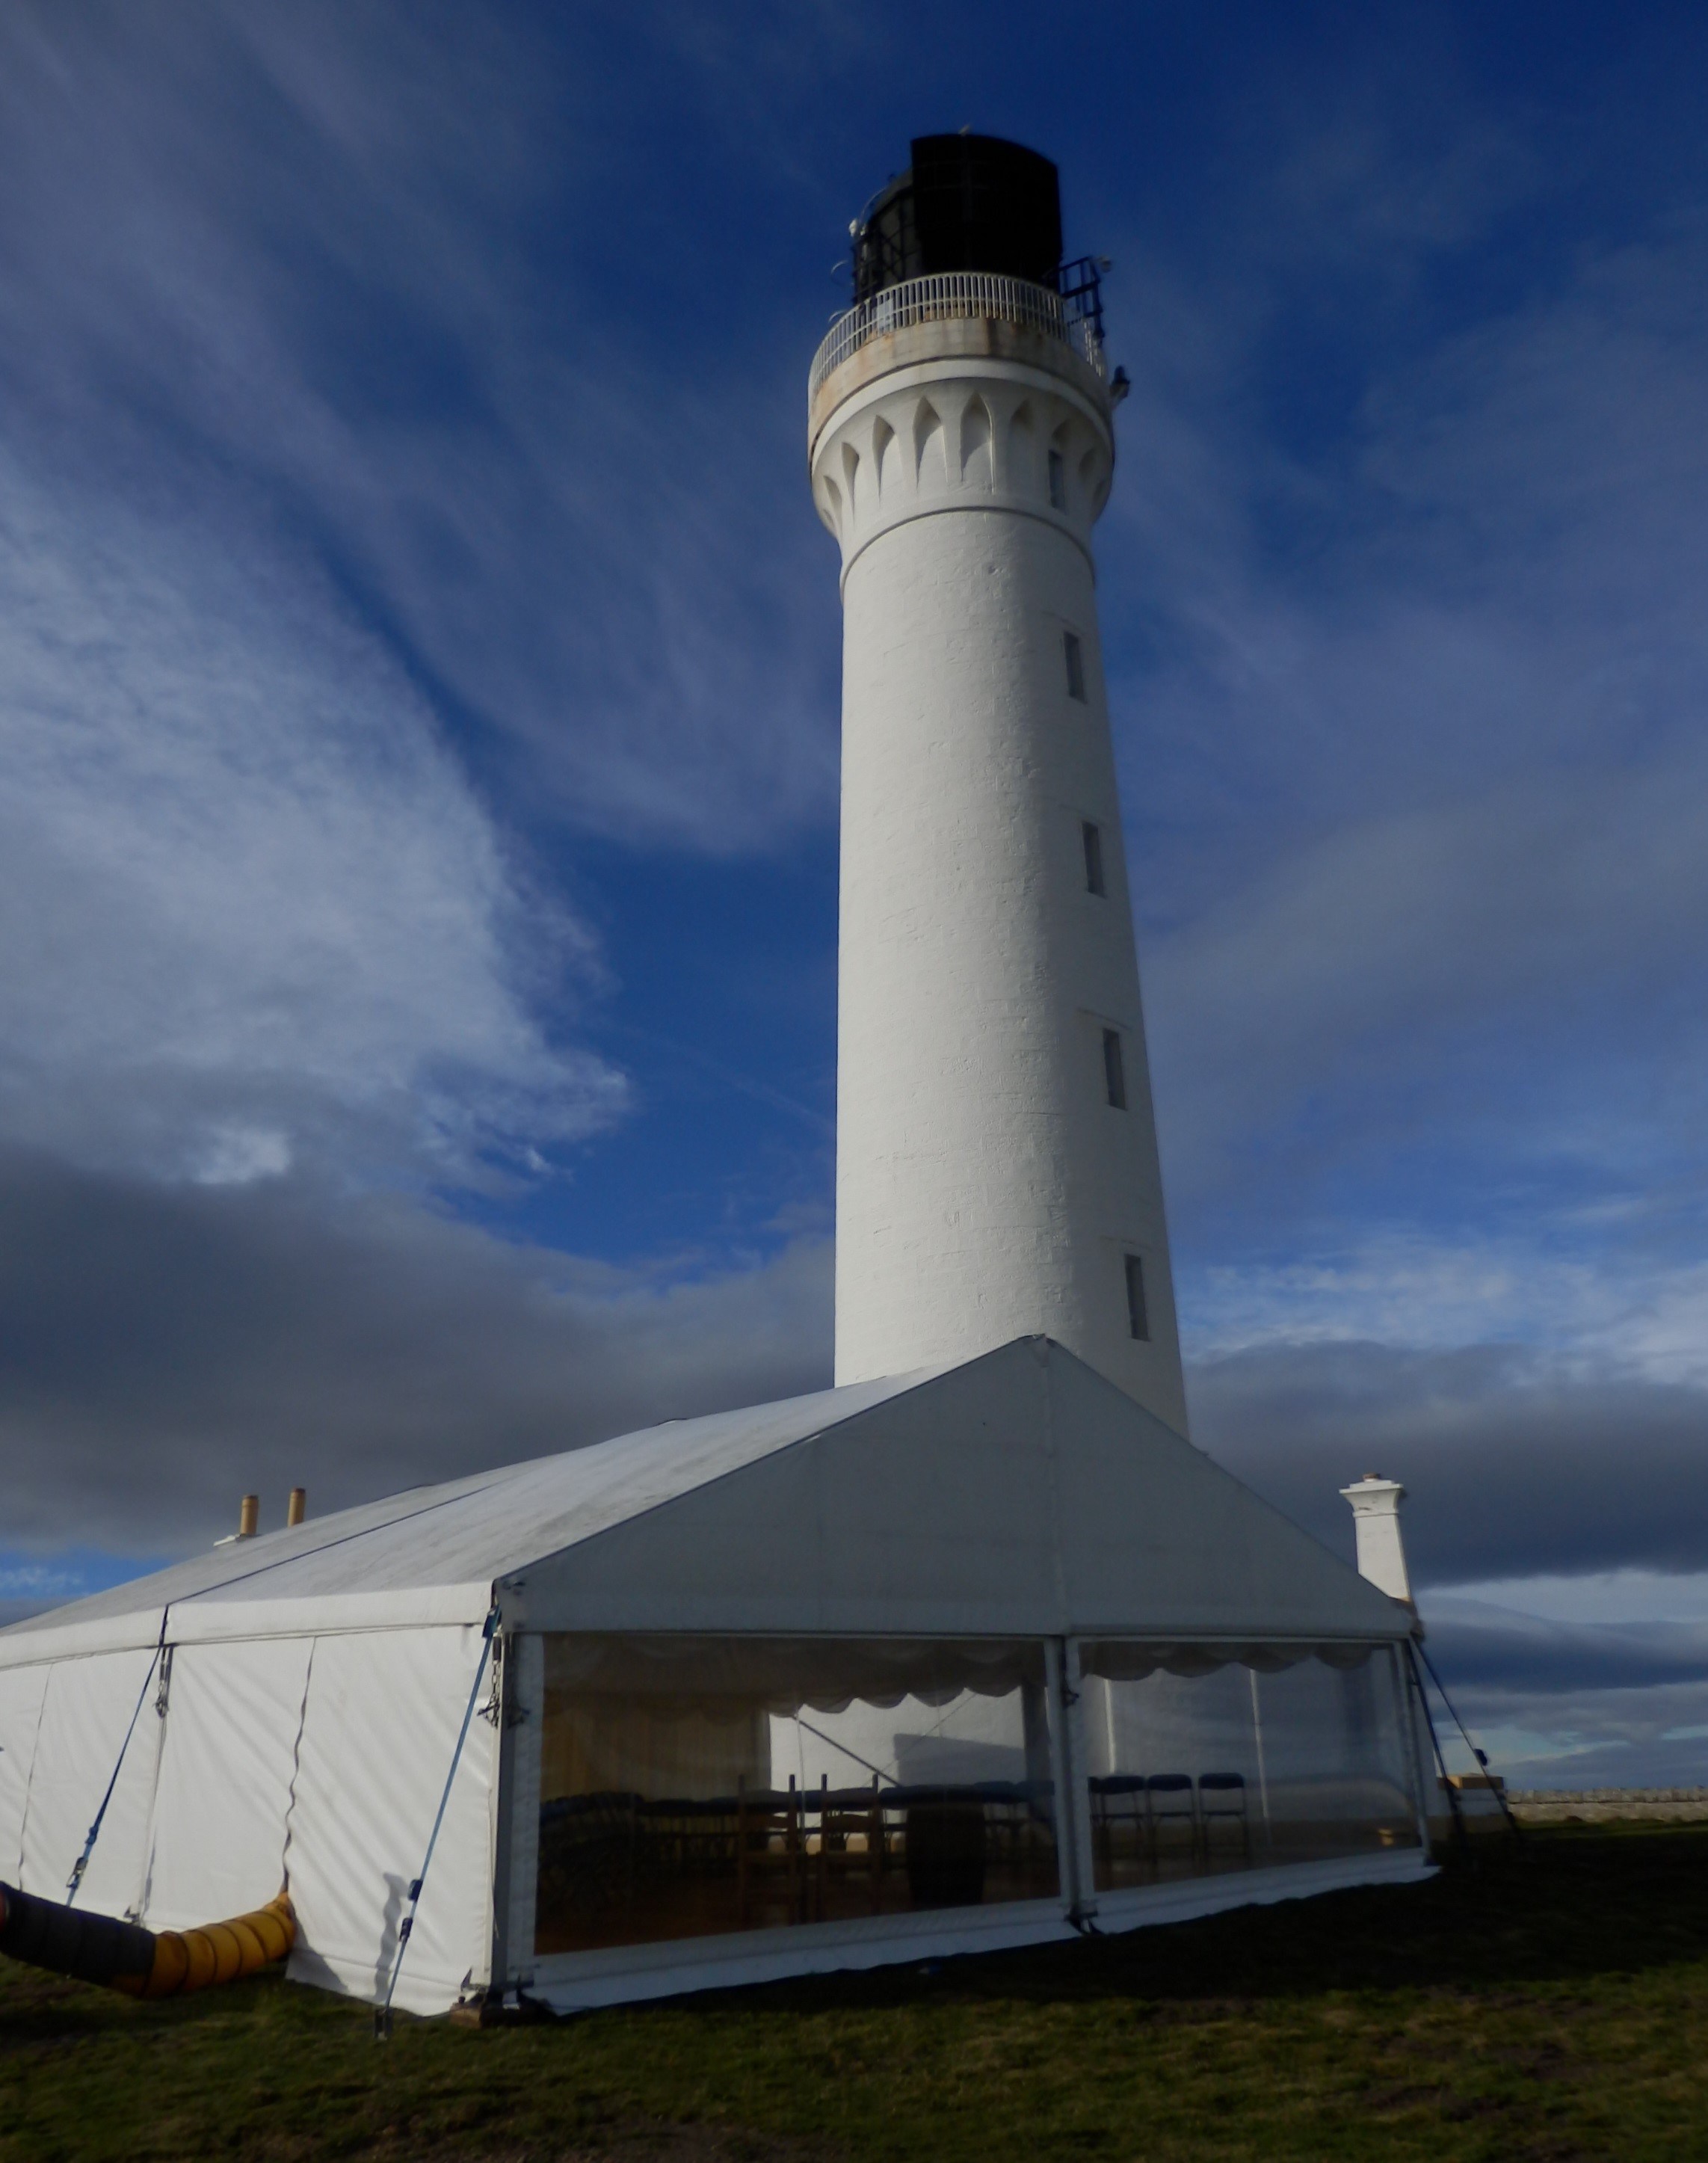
[3,1827,1706,2162]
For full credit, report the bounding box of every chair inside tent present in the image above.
[0,1340,1434,2016]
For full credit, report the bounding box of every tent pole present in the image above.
[1407,1640,1467,1856]
[1414,1640,1523,1842]
[1391,1643,1432,1858]
[1049,1638,1097,1929]
[481,1631,512,2012]
[1103,1671,1117,1776]
[1248,1669,1274,1861]
[66,1609,169,1904]
[377,1602,501,2038]
[481,1628,542,2016]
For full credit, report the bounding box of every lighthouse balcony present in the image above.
[809,269,1107,407]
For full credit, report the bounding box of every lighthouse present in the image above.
[810,136,1188,1433]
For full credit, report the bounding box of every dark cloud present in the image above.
[1192,1340,1708,1584]
[1424,1600,1708,1694]
[8,1158,1704,1601]
[0,1146,831,1554]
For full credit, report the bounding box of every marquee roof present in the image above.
[0,1338,1410,1663]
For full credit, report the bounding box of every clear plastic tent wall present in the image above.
[1080,1640,1421,1891]
[531,1631,1424,1972]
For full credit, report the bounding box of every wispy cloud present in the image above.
[1091,167,1708,1475]
[0,0,844,860]
[1077,98,1708,1770]
[0,1,856,1560]
[0,443,622,1187]
[1184,1233,1708,1388]
[1115,212,1708,1168]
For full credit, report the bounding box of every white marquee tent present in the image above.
[0,1339,1431,2015]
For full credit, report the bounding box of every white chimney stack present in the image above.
[1340,1474,1413,1606]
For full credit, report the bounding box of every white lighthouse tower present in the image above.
[810,136,1188,1433]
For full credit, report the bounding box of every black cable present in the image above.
[1406,1640,1469,1856]
[1414,1640,1524,1842]
[376,1602,502,2040]
[67,1607,169,1902]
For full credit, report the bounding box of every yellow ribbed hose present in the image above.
[114,1892,295,1998]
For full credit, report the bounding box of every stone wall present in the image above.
[1508,1788,1708,1824]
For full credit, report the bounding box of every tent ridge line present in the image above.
[1048,1345,1404,1625]
[172,1477,525,1607]
[0,1604,500,1673]
[1063,1625,1412,1643]
[1174,1430,1414,1607]
[175,1610,497,1642]
[1041,1351,1071,1634]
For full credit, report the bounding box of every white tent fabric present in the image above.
[142,1636,313,1933]
[283,1625,493,2009]
[0,1664,49,1881]
[0,1339,1415,2013]
[494,1344,1411,1642]
[21,1648,162,1915]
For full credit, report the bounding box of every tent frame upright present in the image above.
[1051,1637,1098,1926]
[484,1627,543,2007]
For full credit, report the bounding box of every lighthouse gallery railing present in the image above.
[810,271,1107,402]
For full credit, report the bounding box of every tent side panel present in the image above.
[19,1649,163,1915]
[284,1625,493,2017]
[1049,1358,1413,1640]
[141,1637,314,1931]
[0,1664,49,1880]
[511,1353,1062,1634]
[503,1341,1408,1644]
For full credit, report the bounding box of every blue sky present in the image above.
[1,0,1707,1785]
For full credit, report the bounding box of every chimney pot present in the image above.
[286,1487,306,1527]
[238,1494,259,1539]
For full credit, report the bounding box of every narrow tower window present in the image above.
[1103,1028,1126,1109]
[1125,1254,1150,1341]
[1082,820,1106,896]
[1064,630,1086,702]
[1048,446,1067,508]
